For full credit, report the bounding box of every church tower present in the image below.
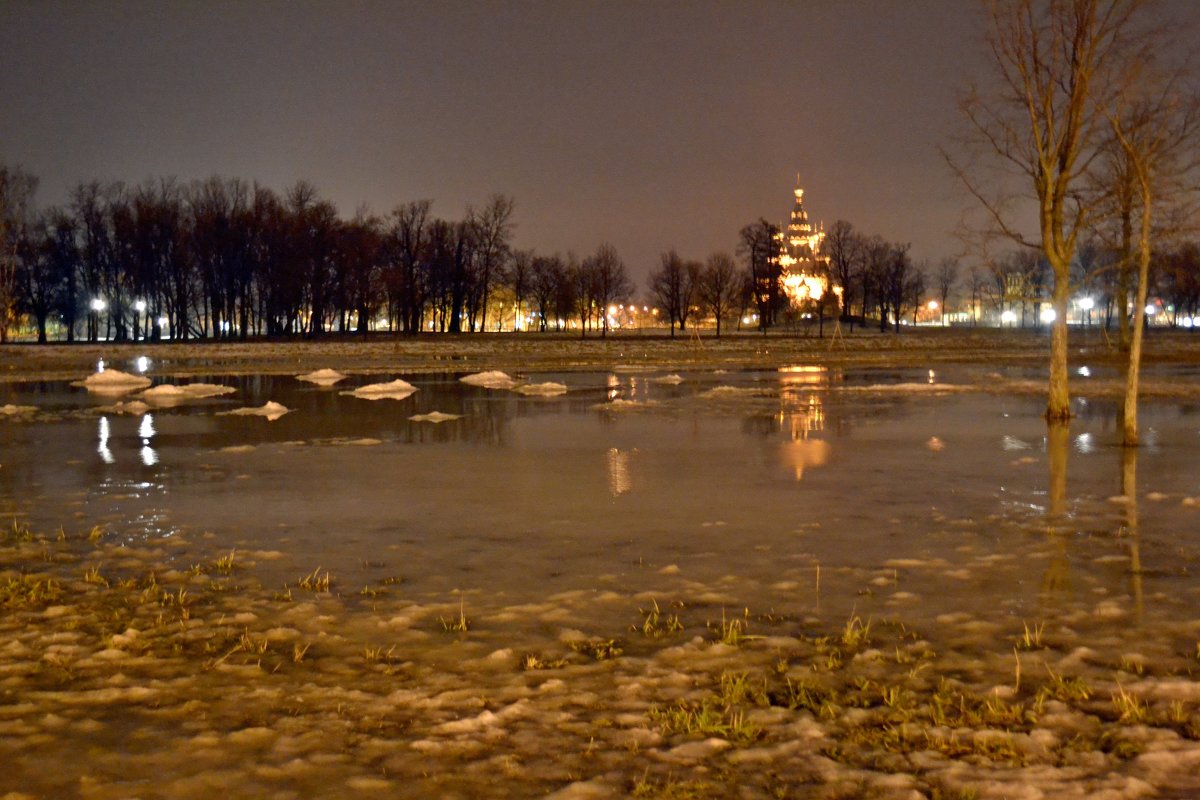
[776,174,830,305]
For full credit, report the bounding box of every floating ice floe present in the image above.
[341,379,417,400]
[513,382,568,396]
[0,404,37,416]
[651,373,684,385]
[296,368,347,386]
[79,369,152,395]
[593,398,657,411]
[409,411,462,423]
[460,371,519,390]
[699,385,774,399]
[91,400,151,416]
[219,401,290,421]
[142,383,236,403]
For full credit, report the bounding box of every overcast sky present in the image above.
[0,1,1098,282]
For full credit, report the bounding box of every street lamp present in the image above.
[1078,296,1095,328]
[1000,309,1017,326]
[133,299,146,341]
[89,298,106,342]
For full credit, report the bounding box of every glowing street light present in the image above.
[1078,297,1095,311]
[90,297,106,312]
[134,299,147,313]
[1000,309,1017,325]
[1040,307,1057,324]
[1144,304,1157,316]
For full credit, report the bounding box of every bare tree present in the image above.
[649,249,693,337]
[698,252,740,337]
[934,257,959,325]
[823,219,863,327]
[951,0,1151,421]
[468,194,515,332]
[506,248,534,332]
[738,218,781,331]
[0,165,38,343]
[1103,41,1200,445]
[586,243,634,338]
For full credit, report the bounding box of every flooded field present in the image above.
[3,359,1200,799]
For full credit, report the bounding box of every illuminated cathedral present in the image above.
[776,176,832,306]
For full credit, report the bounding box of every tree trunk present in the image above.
[1123,196,1152,447]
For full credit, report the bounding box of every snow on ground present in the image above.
[218,401,290,420]
[650,373,685,384]
[3,330,1199,387]
[340,379,417,400]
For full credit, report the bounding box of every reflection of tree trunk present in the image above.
[1041,421,1071,597]
[1047,421,1069,520]
[1121,447,1144,624]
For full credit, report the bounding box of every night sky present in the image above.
[4,1,998,281]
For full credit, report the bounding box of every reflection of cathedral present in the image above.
[777,367,829,479]
[776,176,833,306]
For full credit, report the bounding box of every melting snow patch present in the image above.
[219,445,257,454]
[513,381,568,396]
[409,411,462,423]
[460,371,518,389]
[142,383,235,401]
[341,379,417,400]
[80,369,151,394]
[651,373,684,384]
[296,368,347,386]
[0,404,37,416]
[593,398,655,411]
[219,401,290,421]
[700,385,774,399]
[91,400,150,415]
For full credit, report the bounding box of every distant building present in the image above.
[776,176,833,307]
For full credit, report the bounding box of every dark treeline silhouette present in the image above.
[0,168,645,343]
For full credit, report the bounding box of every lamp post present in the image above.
[1079,296,1095,328]
[133,299,146,342]
[89,297,106,342]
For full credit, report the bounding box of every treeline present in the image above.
[0,166,642,343]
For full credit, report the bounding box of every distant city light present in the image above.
[134,299,147,313]
[1078,296,1095,311]
[158,316,169,328]
[927,300,939,310]
[90,297,106,312]
[1145,304,1157,316]
[1040,307,1056,323]
[1000,310,1017,324]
